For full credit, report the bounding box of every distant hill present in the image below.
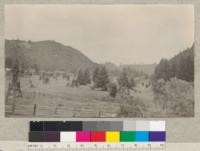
[119,64,157,75]
[103,62,118,71]
[103,62,156,75]
[5,40,98,72]
[5,39,157,75]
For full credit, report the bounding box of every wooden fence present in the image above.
[5,91,120,117]
[6,103,119,117]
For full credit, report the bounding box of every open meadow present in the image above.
[6,75,121,117]
[6,72,193,118]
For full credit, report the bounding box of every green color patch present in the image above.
[120,131,135,142]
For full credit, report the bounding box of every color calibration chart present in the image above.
[28,121,166,151]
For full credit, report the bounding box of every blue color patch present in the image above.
[135,131,149,142]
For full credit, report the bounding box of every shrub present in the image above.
[153,77,194,117]
[117,95,146,117]
[108,83,118,98]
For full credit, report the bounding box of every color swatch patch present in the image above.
[76,131,91,142]
[44,131,60,142]
[29,121,166,142]
[135,131,149,142]
[149,132,166,142]
[91,131,106,142]
[120,131,135,142]
[106,131,120,142]
[60,132,76,142]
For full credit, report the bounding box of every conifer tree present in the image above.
[83,69,91,84]
[93,66,109,91]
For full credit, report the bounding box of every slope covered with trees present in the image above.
[152,44,194,117]
[154,44,194,82]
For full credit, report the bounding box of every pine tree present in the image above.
[93,67,99,83]
[77,70,84,85]
[94,66,109,91]
[5,58,13,68]
[177,53,185,80]
[187,51,194,81]
[169,60,176,78]
[118,68,129,88]
[129,77,136,89]
[154,59,170,81]
[118,68,136,91]
[83,69,91,84]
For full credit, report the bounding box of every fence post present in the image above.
[54,107,57,115]
[73,109,76,117]
[12,103,15,114]
[33,104,37,116]
[12,92,17,114]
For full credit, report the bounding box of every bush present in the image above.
[109,83,118,98]
[117,95,146,117]
[153,77,194,117]
[165,78,194,116]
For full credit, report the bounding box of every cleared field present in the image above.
[6,76,121,117]
[6,75,192,117]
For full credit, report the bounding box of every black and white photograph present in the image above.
[5,5,194,118]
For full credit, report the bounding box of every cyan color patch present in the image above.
[135,131,149,142]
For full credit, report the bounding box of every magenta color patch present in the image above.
[76,131,91,142]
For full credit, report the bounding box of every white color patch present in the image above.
[150,121,165,131]
[60,132,76,142]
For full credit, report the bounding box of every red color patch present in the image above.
[91,131,106,142]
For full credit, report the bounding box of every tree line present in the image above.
[76,66,110,91]
[154,44,194,82]
[76,66,136,97]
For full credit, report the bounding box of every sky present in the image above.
[5,4,194,64]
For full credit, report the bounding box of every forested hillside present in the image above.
[154,44,194,82]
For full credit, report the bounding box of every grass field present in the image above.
[5,75,193,117]
[5,75,121,117]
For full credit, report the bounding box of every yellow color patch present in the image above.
[106,131,120,142]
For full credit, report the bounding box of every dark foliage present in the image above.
[118,68,136,89]
[154,44,194,82]
[92,67,99,83]
[109,83,118,98]
[77,69,91,85]
[93,66,109,91]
